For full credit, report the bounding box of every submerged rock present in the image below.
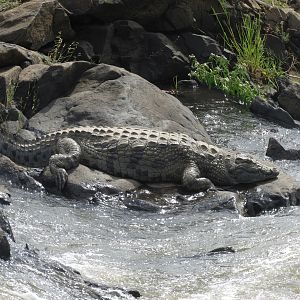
[207,246,236,255]
[14,246,141,299]
[0,210,15,242]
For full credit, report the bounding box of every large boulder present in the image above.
[76,20,189,83]
[29,63,210,142]
[14,61,95,117]
[0,42,47,69]
[0,0,74,50]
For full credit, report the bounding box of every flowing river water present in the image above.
[1,87,300,300]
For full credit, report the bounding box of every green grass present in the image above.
[189,54,259,106]
[47,32,78,64]
[215,0,283,85]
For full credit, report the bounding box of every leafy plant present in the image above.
[47,32,78,63]
[189,54,259,106]
[213,0,284,86]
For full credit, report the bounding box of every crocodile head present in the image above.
[224,153,279,185]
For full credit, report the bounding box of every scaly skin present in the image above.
[0,126,279,191]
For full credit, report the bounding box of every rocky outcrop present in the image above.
[29,63,210,142]
[0,0,74,50]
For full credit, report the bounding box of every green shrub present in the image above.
[189,54,259,106]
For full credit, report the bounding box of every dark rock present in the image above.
[243,172,300,216]
[0,42,46,69]
[266,137,300,160]
[29,63,211,142]
[121,196,162,213]
[265,34,287,58]
[14,61,95,118]
[76,20,189,83]
[0,210,15,242]
[250,97,296,128]
[0,0,74,50]
[0,155,44,191]
[174,33,223,62]
[0,228,10,260]
[207,246,236,255]
[277,80,300,121]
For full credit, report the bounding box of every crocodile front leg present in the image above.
[49,138,81,191]
[182,162,214,192]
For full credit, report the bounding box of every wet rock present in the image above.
[243,172,300,216]
[0,0,74,50]
[0,228,10,260]
[0,155,44,192]
[35,164,141,199]
[121,196,162,213]
[0,185,11,205]
[185,190,242,213]
[0,210,15,242]
[266,137,300,160]
[14,61,95,118]
[0,42,47,69]
[29,63,210,142]
[250,97,296,128]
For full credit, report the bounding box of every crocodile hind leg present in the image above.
[49,138,81,191]
[182,162,215,192]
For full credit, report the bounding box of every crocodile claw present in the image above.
[55,168,68,192]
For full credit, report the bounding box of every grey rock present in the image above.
[0,185,10,205]
[0,42,47,69]
[0,66,21,107]
[0,0,74,50]
[29,63,211,142]
[14,61,95,118]
[250,97,296,128]
[278,80,300,121]
[35,164,141,199]
[0,155,44,191]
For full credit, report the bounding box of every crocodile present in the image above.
[0,126,279,192]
